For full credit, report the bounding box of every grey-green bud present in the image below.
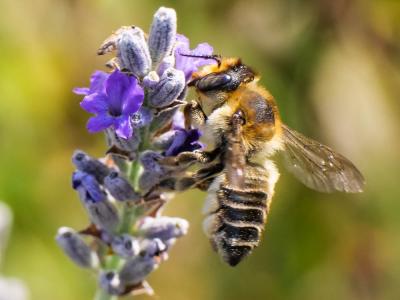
[104,172,140,202]
[119,256,156,286]
[99,272,125,296]
[118,27,151,78]
[56,227,99,269]
[148,68,185,107]
[85,200,120,233]
[148,7,177,65]
[72,150,111,184]
[111,234,140,258]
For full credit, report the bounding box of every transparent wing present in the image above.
[281,124,365,193]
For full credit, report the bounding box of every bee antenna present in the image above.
[179,53,222,67]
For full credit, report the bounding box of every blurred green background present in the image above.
[0,0,399,299]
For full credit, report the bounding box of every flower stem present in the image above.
[94,289,117,300]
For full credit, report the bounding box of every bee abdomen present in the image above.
[204,185,268,266]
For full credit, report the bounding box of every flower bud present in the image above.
[99,271,125,296]
[56,227,99,269]
[138,171,162,193]
[152,130,176,150]
[157,55,175,77]
[73,171,107,203]
[119,256,156,285]
[111,234,140,258]
[118,27,151,78]
[139,238,167,257]
[104,172,140,202]
[85,200,120,233]
[148,7,177,65]
[148,68,185,107]
[106,128,140,154]
[139,217,189,241]
[142,71,160,89]
[140,151,164,173]
[72,150,111,183]
[150,106,178,131]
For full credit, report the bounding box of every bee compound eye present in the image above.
[197,73,232,91]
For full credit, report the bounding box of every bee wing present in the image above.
[225,111,246,189]
[281,124,365,193]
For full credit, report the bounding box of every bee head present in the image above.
[187,57,256,93]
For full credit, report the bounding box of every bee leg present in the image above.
[105,57,122,70]
[154,100,186,116]
[173,163,223,191]
[184,100,207,129]
[160,148,221,169]
[155,163,223,192]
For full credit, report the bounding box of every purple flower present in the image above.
[164,128,202,156]
[73,71,109,95]
[72,171,107,203]
[174,34,214,81]
[79,70,145,139]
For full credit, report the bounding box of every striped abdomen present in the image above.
[203,163,276,266]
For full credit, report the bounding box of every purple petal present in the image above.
[174,34,214,81]
[73,71,109,96]
[176,33,190,44]
[165,130,187,156]
[115,116,133,139]
[73,87,90,95]
[165,128,203,156]
[185,129,201,144]
[172,111,185,129]
[90,71,109,93]
[80,93,109,114]
[106,70,131,115]
[121,77,145,115]
[192,43,214,67]
[87,114,114,133]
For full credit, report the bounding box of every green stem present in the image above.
[94,289,117,300]
[95,126,151,299]
[129,159,142,191]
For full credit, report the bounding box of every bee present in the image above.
[160,55,365,266]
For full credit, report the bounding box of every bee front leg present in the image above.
[160,148,221,169]
[184,100,207,129]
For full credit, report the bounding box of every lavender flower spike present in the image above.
[62,7,213,298]
[148,67,185,107]
[56,227,99,269]
[119,27,152,78]
[148,7,177,66]
[80,69,144,139]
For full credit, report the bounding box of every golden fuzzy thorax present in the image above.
[193,58,284,160]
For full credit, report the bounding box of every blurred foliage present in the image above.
[0,0,399,299]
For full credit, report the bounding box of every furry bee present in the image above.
[161,55,365,266]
